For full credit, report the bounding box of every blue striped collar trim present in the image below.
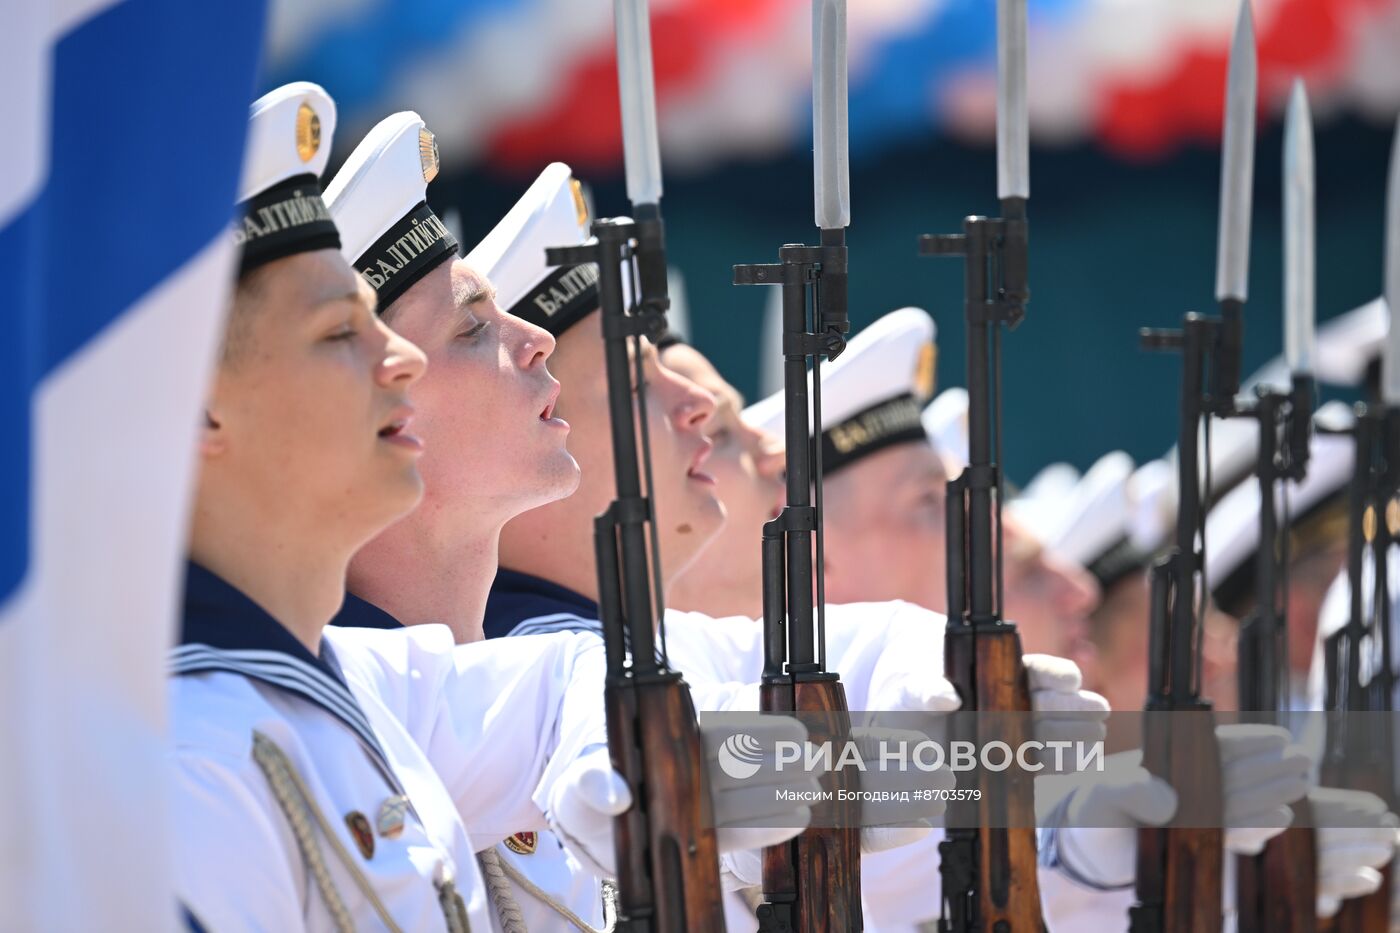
[506,612,603,638]
[174,561,398,785]
[170,643,393,776]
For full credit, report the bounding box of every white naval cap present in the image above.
[463,162,599,337]
[1315,298,1387,386]
[1128,458,1176,553]
[234,82,341,277]
[1244,298,1389,391]
[741,308,938,475]
[1205,400,1355,613]
[1038,451,1136,569]
[922,387,969,468]
[324,111,457,311]
[1065,457,1178,591]
[1007,461,1081,546]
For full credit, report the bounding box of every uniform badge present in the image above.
[570,178,589,227]
[295,102,321,163]
[376,795,409,840]
[503,831,538,856]
[419,128,440,184]
[345,811,375,859]
[915,342,937,400]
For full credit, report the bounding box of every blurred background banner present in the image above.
[0,1,264,929]
[266,0,1400,477]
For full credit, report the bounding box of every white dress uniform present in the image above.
[173,563,609,932]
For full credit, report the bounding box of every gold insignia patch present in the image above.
[345,811,375,859]
[376,795,409,840]
[570,178,589,228]
[914,342,937,400]
[295,103,321,163]
[503,831,538,855]
[419,127,440,183]
[1364,505,1378,543]
[1388,499,1400,536]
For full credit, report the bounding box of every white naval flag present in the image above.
[0,1,265,929]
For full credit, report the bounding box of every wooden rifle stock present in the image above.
[758,679,862,931]
[943,626,1044,931]
[605,675,725,929]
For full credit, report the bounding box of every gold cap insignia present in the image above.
[295,103,321,163]
[570,178,589,228]
[419,127,440,183]
[504,831,538,856]
[345,811,375,859]
[915,342,938,400]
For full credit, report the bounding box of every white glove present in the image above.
[547,747,634,878]
[870,670,963,716]
[848,726,955,853]
[1216,724,1311,856]
[552,717,822,878]
[702,715,820,855]
[1025,654,1110,748]
[1048,755,1178,888]
[1309,787,1400,918]
[1044,726,1310,888]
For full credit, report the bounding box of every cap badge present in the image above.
[915,342,937,399]
[419,127,440,183]
[570,178,589,228]
[345,811,375,859]
[504,831,538,856]
[295,103,321,163]
[376,795,409,840]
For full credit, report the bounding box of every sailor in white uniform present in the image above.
[661,311,1324,930]
[318,132,822,929]
[171,84,631,932]
[466,166,1117,931]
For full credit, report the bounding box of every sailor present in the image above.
[1043,427,1398,923]
[171,85,631,931]
[463,167,1130,931]
[323,139,820,928]
[659,313,1321,930]
[729,307,1100,670]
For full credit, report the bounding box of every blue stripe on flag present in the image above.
[0,0,267,605]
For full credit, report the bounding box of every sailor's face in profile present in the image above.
[377,259,580,525]
[549,310,725,575]
[662,343,784,616]
[204,248,428,535]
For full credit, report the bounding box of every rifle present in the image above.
[917,0,1042,929]
[1318,107,1400,933]
[544,3,725,928]
[1233,379,1318,933]
[1234,79,1318,933]
[1130,6,1258,930]
[734,3,862,928]
[1318,402,1399,933]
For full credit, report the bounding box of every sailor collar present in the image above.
[483,568,599,640]
[332,590,406,631]
[171,562,397,784]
